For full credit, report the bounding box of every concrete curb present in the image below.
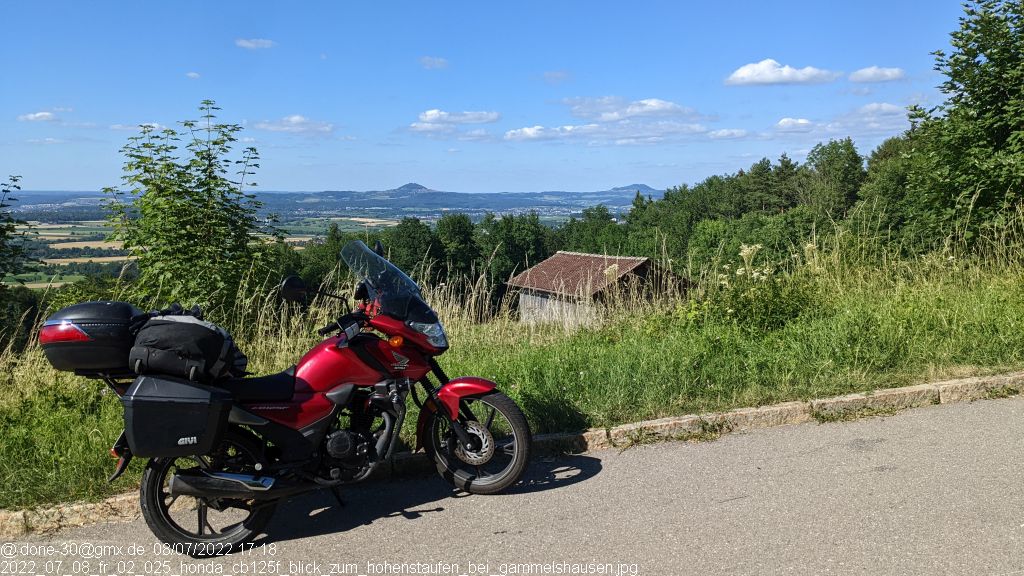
[3,370,1022,539]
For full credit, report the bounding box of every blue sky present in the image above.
[1,1,965,193]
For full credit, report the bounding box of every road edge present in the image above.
[3,370,1022,538]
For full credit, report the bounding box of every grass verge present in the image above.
[1,256,1023,508]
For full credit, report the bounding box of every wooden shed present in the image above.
[507,251,651,324]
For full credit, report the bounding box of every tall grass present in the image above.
[2,225,1024,508]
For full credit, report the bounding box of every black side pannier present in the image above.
[40,301,144,378]
[130,314,247,383]
[122,375,231,458]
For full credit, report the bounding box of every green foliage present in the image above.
[104,101,271,315]
[708,261,818,332]
[0,176,36,345]
[435,212,478,280]
[298,223,347,285]
[558,205,628,254]
[687,207,820,273]
[475,212,554,286]
[383,217,441,279]
[0,176,31,280]
[802,137,866,217]
[907,0,1024,244]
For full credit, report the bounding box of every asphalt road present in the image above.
[11,396,1024,576]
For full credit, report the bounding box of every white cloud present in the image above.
[109,122,166,131]
[776,117,814,132]
[857,102,903,115]
[458,129,492,141]
[253,115,333,134]
[502,96,705,145]
[708,129,749,139]
[419,56,448,69]
[409,110,500,139]
[543,70,570,85]
[505,125,587,141]
[409,122,454,134]
[18,111,57,122]
[849,66,905,83]
[185,71,201,79]
[564,97,695,121]
[418,109,500,124]
[766,102,909,140]
[726,59,840,85]
[235,38,276,50]
[504,120,704,143]
[26,137,66,144]
[823,102,908,136]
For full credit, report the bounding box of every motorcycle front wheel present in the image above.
[139,429,276,556]
[424,391,532,494]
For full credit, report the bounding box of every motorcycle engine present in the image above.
[326,429,370,462]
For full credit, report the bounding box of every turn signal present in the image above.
[388,335,404,348]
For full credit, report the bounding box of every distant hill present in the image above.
[14,184,665,222]
[610,184,660,194]
[392,183,432,193]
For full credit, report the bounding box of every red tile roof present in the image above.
[507,251,650,297]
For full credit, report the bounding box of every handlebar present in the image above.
[317,311,369,338]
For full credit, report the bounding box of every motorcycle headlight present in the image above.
[409,321,448,348]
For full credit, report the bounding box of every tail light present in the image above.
[39,321,92,344]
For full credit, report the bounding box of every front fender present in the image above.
[415,376,497,450]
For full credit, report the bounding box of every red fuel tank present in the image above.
[245,335,383,429]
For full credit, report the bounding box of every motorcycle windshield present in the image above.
[340,240,439,323]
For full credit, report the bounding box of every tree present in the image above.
[435,213,478,280]
[382,218,440,279]
[105,101,270,313]
[802,138,866,217]
[0,176,36,345]
[475,212,553,286]
[0,176,30,280]
[299,222,347,286]
[853,135,931,249]
[908,0,1024,243]
[558,205,627,254]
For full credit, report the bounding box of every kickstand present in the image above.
[331,487,345,508]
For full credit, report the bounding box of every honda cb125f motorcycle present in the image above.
[39,240,532,553]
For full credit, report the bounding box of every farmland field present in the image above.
[48,240,124,250]
[3,219,348,288]
[42,256,135,265]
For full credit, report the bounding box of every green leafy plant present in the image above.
[104,101,274,315]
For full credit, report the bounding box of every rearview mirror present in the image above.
[279,275,309,303]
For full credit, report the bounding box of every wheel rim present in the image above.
[432,397,521,485]
[152,439,263,541]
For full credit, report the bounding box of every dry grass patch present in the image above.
[42,256,135,265]
[48,241,124,250]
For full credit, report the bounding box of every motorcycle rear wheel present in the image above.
[139,429,276,556]
[424,391,531,494]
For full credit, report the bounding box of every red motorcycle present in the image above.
[39,240,531,553]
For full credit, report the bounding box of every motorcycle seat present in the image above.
[221,367,296,402]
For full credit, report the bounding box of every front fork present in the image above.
[415,359,496,452]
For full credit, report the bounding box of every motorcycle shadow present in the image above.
[260,452,602,544]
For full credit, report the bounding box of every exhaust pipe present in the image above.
[169,471,309,501]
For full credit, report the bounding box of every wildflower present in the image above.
[739,243,763,275]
